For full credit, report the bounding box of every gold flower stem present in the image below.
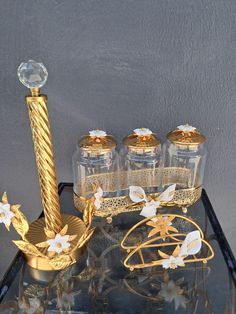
[25,89,62,233]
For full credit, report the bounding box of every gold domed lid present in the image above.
[167,124,206,147]
[79,130,116,152]
[123,128,161,151]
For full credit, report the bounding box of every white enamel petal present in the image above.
[0,202,10,211]
[47,238,55,246]
[140,203,157,219]
[3,216,12,225]
[129,186,147,203]
[179,230,202,257]
[160,184,176,202]
[7,211,15,220]
[55,246,63,254]
[62,242,70,250]
[60,234,69,245]
[175,256,185,266]
[95,187,103,198]
[161,256,185,269]
[161,258,171,269]
[47,240,58,252]
[140,201,160,221]
[55,233,63,242]
[0,203,15,226]
[94,198,101,209]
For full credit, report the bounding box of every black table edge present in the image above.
[0,184,235,302]
[202,188,236,285]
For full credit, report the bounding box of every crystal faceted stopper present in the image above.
[17,60,48,88]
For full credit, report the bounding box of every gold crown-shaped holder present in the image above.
[120,213,214,271]
[14,60,95,272]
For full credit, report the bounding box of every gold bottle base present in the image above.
[26,250,87,282]
[24,214,86,271]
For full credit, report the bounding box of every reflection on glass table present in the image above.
[0,183,235,313]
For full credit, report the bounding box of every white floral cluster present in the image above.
[89,130,107,138]
[161,230,202,269]
[0,202,15,227]
[133,128,152,136]
[129,184,176,221]
[177,124,196,132]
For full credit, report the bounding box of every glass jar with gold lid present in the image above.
[72,130,119,200]
[162,124,207,190]
[120,128,162,194]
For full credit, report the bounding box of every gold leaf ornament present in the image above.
[11,211,29,239]
[60,224,68,236]
[77,227,95,249]
[36,241,49,248]
[83,199,96,226]
[69,234,78,241]
[71,227,95,253]
[49,254,75,270]
[146,216,178,238]
[44,228,55,239]
[10,204,21,213]
[13,240,45,257]
[158,250,169,259]
[172,245,181,257]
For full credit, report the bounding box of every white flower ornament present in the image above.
[133,128,152,136]
[129,184,176,221]
[47,233,70,254]
[89,130,107,138]
[129,186,148,203]
[94,187,103,209]
[0,202,15,228]
[159,184,176,202]
[140,200,160,222]
[159,230,202,270]
[177,124,196,133]
[36,224,78,257]
[179,230,202,257]
[162,255,185,270]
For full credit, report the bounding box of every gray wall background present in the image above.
[0,0,236,277]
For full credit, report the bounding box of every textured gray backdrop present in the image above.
[0,0,236,278]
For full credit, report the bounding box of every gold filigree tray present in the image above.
[74,167,202,220]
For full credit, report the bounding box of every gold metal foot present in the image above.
[106,216,113,224]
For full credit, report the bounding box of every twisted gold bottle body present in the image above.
[26,89,61,233]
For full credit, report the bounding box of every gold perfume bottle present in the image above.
[13,60,95,272]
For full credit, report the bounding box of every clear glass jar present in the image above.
[73,130,119,200]
[162,124,207,190]
[120,128,162,194]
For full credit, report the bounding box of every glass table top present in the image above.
[0,183,235,313]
